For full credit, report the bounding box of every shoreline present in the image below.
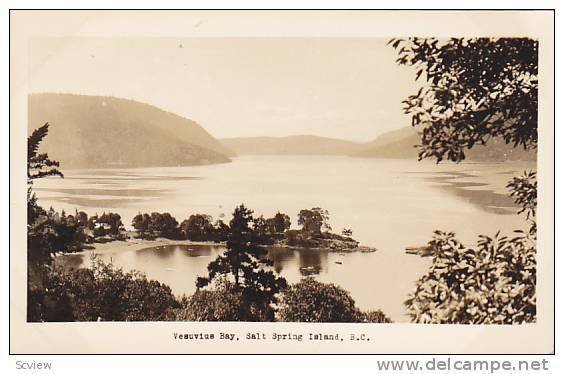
[56,238,224,257]
[56,237,378,258]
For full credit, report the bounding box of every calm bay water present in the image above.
[38,156,533,321]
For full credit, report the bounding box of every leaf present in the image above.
[28,123,50,158]
[416,69,423,81]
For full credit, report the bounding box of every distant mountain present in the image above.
[353,126,536,162]
[28,93,234,169]
[354,127,420,159]
[221,135,362,156]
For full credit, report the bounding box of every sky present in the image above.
[29,37,419,141]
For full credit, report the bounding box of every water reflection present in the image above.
[266,247,296,273]
[47,196,148,208]
[53,243,432,322]
[34,187,167,197]
[297,250,328,275]
[266,247,327,275]
[35,172,203,208]
[137,244,220,259]
[57,244,330,279]
[412,171,519,215]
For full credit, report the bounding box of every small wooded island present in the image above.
[45,206,377,255]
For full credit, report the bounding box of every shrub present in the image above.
[297,208,331,237]
[358,310,393,323]
[212,219,230,242]
[174,279,244,321]
[180,214,215,241]
[405,230,536,324]
[507,171,537,236]
[278,278,391,323]
[29,257,180,322]
[174,278,271,321]
[132,212,180,239]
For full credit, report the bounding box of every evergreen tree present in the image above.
[196,204,287,321]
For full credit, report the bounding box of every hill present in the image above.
[354,127,420,159]
[28,93,234,169]
[353,126,536,162]
[221,135,362,156]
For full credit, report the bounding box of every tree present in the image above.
[174,278,247,321]
[390,37,537,162]
[149,212,179,239]
[297,207,331,237]
[87,212,124,237]
[132,213,151,238]
[132,212,180,239]
[29,257,180,322]
[278,278,358,322]
[97,212,124,236]
[180,214,214,241]
[404,177,538,324]
[392,37,538,324]
[28,123,64,182]
[252,215,273,244]
[507,170,537,236]
[212,219,230,242]
[360,310,393,323]
[75,210,88,227]
[196,204,287,321]
[278,278,391,323]
[404,230,536,324]
[341,228,353,237]
[269,212,291,234]
[27,124,64,268]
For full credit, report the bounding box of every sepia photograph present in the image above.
[9,9,555,354]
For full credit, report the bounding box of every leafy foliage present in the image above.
[27,124,65,265]
[196,204,287,321]
[393,37,539,325]
[88,212,125,237]
[405,231,536,324]
[359,310,393,323]
[252,215,274,244]
[212,219,230,242]
[297,207,331,237]
[174,277,265,321]
[341,228,353,237]
[180,214,215,241]
[278,277,391,323]
[28,257,180,322]
[28,208,125,270]
[28,123,64,181]
[507,170,537,236]
[252,212,292,244]
[390,37,538,162]
[268,212,292,234]
[132,212,180,239]
[27,124,132,321]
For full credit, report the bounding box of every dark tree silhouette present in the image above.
[297,207,331,237]
[28,123,64,182]
[390,37,537,162]
[132,213,151,238]
[196,204,287,321]
[27,123,66,321]
[181,214,214,241]
[270,212,291,234]
[508,170,537,236]
[131,212,179,239]
[27,124,64,264]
